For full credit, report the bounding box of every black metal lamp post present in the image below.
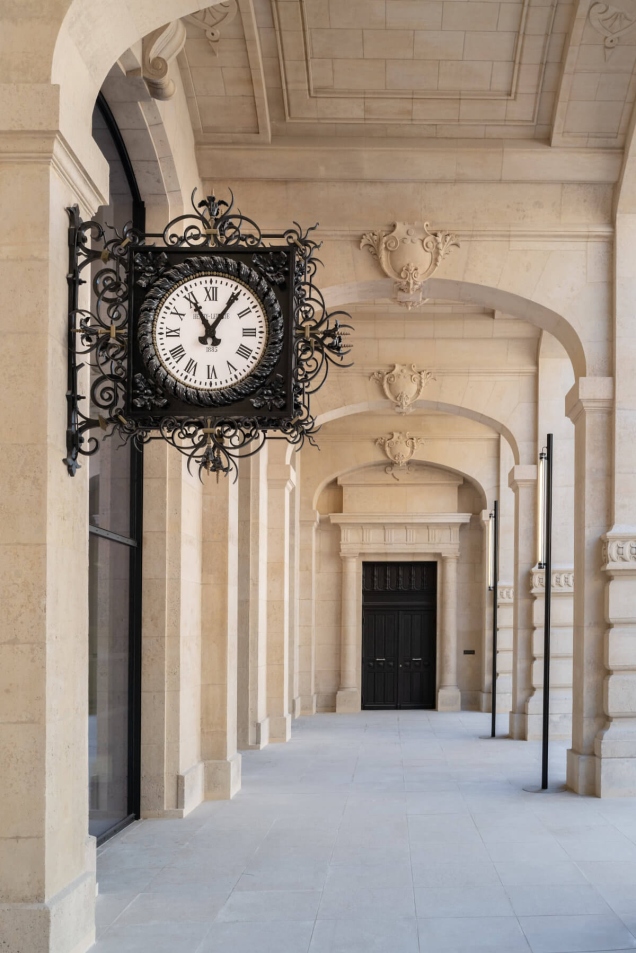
[537,435,553,790]
[488,501,499,738]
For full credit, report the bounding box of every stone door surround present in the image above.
[329,514,472,713]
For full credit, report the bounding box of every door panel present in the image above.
[362,609,399,708]
[361,562,437,711]
[397,609,436,709]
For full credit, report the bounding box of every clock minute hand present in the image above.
[207,290,241,338]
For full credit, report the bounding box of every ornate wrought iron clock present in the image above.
[65,191,352,477]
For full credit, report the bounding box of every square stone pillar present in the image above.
[0,147,108,950]
[288,454,302,719]
[141,444,205,818]
[298,514,319,715]
[201,474,241,798]
[525,568,574,741]
[336,555,362,712]
[479,510,513,715]
[438,553,461,711]
[267,444,295,741]
[508,465,538,739]
[236,448,269,750]
[565,378,613,795]
[593,533,636,794]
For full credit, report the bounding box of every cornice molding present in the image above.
[0,131,107,214]
[197,143,622,185]
[565,377,614,423]
[330,513,472,558]
[531,567,575,593]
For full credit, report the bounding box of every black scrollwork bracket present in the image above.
[65,189,353,479]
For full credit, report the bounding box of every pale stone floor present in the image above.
[94,711,636,953]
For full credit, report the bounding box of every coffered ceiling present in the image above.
[175,0,636,147]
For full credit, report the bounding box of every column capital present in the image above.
[602,527,636,573]
[340,553,358,566]
[441,551,459,563]
[565,377,613,423]
[508,464,537,491]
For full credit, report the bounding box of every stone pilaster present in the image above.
[496,584,514,713]
[298,514,319,715]
[438,554,461,711]
[565,378,613,795]
[201,473,241,799]
[142,444,205,817]
[336,555,361,712]
[267,445,294,741]
[236,447,269,751]
[508,465,538,740]
[0,131,108,951]
[525,568,574,741]
[593,531,636,794]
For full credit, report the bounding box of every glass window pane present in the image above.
[88,534,131,839]
[89,433,132,537]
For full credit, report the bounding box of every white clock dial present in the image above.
[153,273,268,391]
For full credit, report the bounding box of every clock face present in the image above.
[137,254,286,409]
[154,273,268,392]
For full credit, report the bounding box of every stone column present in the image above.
[496,585,514,713]
[597,534,636,794]
[236,447,269,750]
[336,555,361,712]
[0,133,109,949]
[142,443,205,817]
[438,554,461,711]
[508,465,538,739]
[525,568,574,741]
[565,378,613,795]
[288,454,302,719]
[201,473,241,799]
[267,444,294,742]
[298,514,319,715]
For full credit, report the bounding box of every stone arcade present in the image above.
[3,1,636,951]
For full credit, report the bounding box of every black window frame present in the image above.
[89,92,145,846]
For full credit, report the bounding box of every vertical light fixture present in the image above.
[537,448,547,569]
[487,510,495,591]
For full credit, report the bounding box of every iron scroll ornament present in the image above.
[65,189,353,479]
[137,255,284,407]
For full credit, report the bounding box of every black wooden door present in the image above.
[362,563,436,710]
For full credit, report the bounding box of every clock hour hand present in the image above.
[190,300,217,345]
[194,291,241,346]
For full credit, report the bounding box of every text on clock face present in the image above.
[154,274,268,390]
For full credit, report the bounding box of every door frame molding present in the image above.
[330,513,471,713]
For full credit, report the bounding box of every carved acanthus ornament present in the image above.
[376,432,425,479]
[184,1,239,55]
[370,363,435,415]
[361,221,459,309]
[589,2,636,58]
[603,533,636,570]
[531,569,575,593]
[140,20,187,100]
